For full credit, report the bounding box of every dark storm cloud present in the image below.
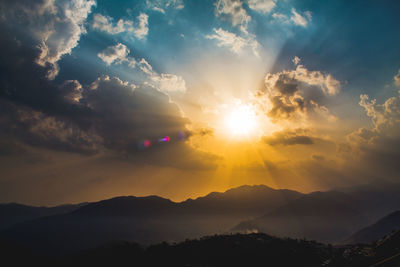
[0,0,96,79]
[0,99,100,155]
[263,128,315,146]
[82,75,189,152]
[0,0,217,169]
[0,0,99,155]
[0,0,95,118]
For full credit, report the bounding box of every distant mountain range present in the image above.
[0,202,87,230]
[346,210,400,244]
[1,183,400,254]
[233,191,367,243]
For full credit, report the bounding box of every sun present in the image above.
[224,104,258,136]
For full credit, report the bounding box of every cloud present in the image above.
[82,76,188,151]
[215,0,251,33]
[138,59,187,93]
[349,88,400,145]
[146,0,184,13]
[272,13,288,20]
[0,99,100,155]
[312,154,325,161]
[263,128,316,146]
[0,0,200,165]
[256,62,340,121]
[0,0,95,79]
[79,76,217,169]
[292,56,301,65]
[205,28,260,57]
[96,43,186,93]
[359,93,400,132]
[0,71,197,160]
[92,13,149,39]
[394,70,400,87]
[290,8,311,27]
[247,0,276,14]
[97,43,136,67]
[0,0,97,117]
[345,72,400,180]
[134,13,149,39]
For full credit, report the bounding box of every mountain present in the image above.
[0,185,303,254]
[337,181,400,222]
[180,185,303,216]
[3,183,400,254]
[0,202,87,230]
[233,183,400,244]
[346,210,400,244]
[233,191,367,243]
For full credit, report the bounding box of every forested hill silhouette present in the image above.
[2,232,400,267]
[2,183,400,254]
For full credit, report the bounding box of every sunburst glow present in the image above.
[225,105,258,136]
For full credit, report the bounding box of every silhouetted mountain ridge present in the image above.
[346,210,400,244]
[0,202,87,230]
[2,183,400,254]
[180,184,303,215]
[71,196,177,217]
[0,184,304,253]
[233,190,368,243]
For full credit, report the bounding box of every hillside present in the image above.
[346,210,400,244]
[0,185,303,254]
[0,202,86,230]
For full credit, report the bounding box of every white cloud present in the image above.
[292,56,301,65]
[93,25,186,94]
[205,28,260,57]
[272,13,288,20]
[92,14,132,34]
[348,89,400,146]
[38,0,96,79]
[290,8,311,27]
[146,0,184,13]
[97,43,136,67]
[138,59,187,93]
[247,0,276,13]
[92,13,149,40]
[359,93,400,132]
[134,13,149,40]
[215,0,251,33]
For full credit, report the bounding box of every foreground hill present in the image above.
[346,210,400,244]
[2,232,400,267]
[0,233,333,267]
[0,185,303,253]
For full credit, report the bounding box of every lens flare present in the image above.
[159,136,170,142]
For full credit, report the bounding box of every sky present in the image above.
[0,0,400,205]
